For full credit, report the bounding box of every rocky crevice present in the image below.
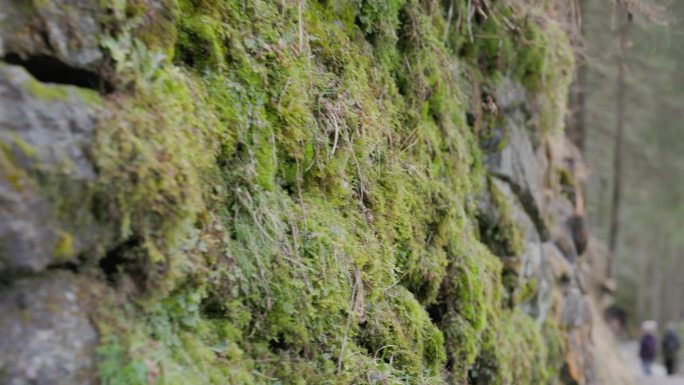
[2,53,113,92]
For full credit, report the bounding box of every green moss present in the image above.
[0,142,29,191]
[472,310,560,385]
[542,317,566,379]
[29,0,48,10]
[353,0,406,42]
[444,1,574,137]
[481,177,526,257]
[53,230,75,261]
[175,11,226,71]
[24,78,70,102]
[6,135,37,159]
[359,286,446,376]
[97,335,149,385]
[524,21,575,135]
[515,278,540,305]
[85,0,577,383]
[92,67,218,283]
[74,88,103,105]
[558,166,577,190]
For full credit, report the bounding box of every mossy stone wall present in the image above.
[0,1,587,384]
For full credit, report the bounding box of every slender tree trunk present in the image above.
[567,65,587,151]
[567,0,587,151]
[652,260,662,323]
[675,246,684,321]
[636,246,648,321]
[654,232,670,325]
[670,245,684,321]
[606,2,628,279]
[665,246,677,324]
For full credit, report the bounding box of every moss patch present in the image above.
[15,0,578,383]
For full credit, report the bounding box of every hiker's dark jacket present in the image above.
[663,330,680,359]
[640,334,658,361]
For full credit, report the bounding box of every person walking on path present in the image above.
[640,320,659,376]
[662,324,680,375]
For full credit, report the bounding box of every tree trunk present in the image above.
[636,246,648,321]
[567,0,587,151]
[606,1,628,279]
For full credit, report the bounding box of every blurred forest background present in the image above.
[575,0,682,330]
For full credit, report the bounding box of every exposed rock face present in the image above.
[0,63,101,274]
[483,81,549,241]
[548,195,581,262]
[478,79,601,385]
[0,272,100,385]
[0,0,105,71]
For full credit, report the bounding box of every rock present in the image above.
[489,178,554,321]
[547,196,580,262]
[0,64,97,179]
[576,262,591,295]
[0,173,54,274]
[582,238,611,288]
[544,241,574,284]
[0,0,105,70]
[547,136,588,188]
[475,175,524,257]
[562,327,594,385]
[0,63,102,275]
[491,178,542,274]
[547,194,575,223]
[561,287,590,328]
[567,215,588,256]
[494,78,528,112]
[554,228,579,263]
[0,272,100,385]
[483,104,549,240]
[546,136,589,258]
[534,254,554,324]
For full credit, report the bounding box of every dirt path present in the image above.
[619,341,684,384]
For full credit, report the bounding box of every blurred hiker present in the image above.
[640,320,658,376]
[663,323,680,375]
